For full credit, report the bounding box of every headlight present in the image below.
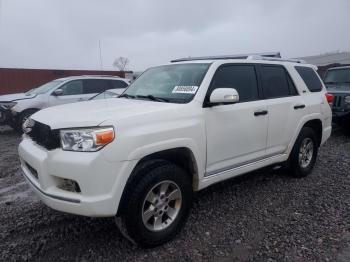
[345,96,350,104]
[0,102,17,110]
[60,127,115,152]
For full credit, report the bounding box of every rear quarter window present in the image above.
[295,66,323,92]
[108,80,128,89]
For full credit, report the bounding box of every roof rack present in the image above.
[171,52,281,62]
[171,52,306,64]
[81,75,121,78]
[246,55,306,64]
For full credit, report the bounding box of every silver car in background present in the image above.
[0,75,129,131]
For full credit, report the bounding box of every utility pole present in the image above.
[98,40,103,71]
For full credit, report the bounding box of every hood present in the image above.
[31,98,181,129]
[0,93,36,102]
[326,83,350,94]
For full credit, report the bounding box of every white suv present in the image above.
[0,75,129,130]
[18,54,332,247]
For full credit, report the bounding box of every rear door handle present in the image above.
[294,104,305,110]
[254,110,268,116]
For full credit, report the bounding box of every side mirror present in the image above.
[52,88,63,96]
[209,88,239,105]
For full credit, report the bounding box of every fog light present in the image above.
[57,179,81,193]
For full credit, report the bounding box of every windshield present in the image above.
[25,80,64,96]
[121,63,210,103]
[324,68,350,84]
[90,91,118,100]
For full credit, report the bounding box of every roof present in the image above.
[298,52,350,66]
[55,75,129,81]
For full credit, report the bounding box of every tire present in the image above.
[122,160,192,247]
[16,110,37,133]
[288,127,318,177]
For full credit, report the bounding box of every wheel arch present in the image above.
[116,147,199,216]
[302,119,322,147]
[287,116,323,157]
[17,108,40,119]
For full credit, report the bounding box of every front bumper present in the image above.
[332,109,350,120]
[18,137,136,217]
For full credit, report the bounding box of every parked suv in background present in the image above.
[18,53,332,247]
[323,66,350,128]
[0,75,129,131]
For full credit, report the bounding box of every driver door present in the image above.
[49,80,85,107]
[204,64,268,176]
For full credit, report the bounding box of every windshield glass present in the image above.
[324,68,350,84]
[25,80,64,96]
[122,63,210,103]
[90,91,118,100]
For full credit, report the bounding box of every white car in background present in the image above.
[0,75,129,130]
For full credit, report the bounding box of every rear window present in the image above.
[295,66,323,92]
[108,80,128,89]
[260,66,290,98]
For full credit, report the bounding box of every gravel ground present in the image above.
[0,126,350,261]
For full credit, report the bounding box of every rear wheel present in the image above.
[121,160,192,247]
[288,127,318,177]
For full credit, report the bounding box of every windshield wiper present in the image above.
[136,95,170,102]
[119,94,136,99]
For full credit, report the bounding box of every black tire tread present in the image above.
[122,159,192,247]
[288,126,318,177]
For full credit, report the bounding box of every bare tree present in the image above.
[113,57,129,72]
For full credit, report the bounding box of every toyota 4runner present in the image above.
[18,54,332,247]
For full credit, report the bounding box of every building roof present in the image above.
[298,52,350,66]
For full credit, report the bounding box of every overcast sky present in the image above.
[0,0,349,71]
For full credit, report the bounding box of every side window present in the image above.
[260,66,290,98]
[83,79,110,94]
[210,65,259,102]
[295,66,323,92]
[59,80,83,96]
[108,80,128,89]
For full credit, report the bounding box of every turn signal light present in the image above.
[95,129,115,145]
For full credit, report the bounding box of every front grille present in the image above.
[27,121,60,150]
[332,95,343,108]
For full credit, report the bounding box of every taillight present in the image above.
[325,93,334,104]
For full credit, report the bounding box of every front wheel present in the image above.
[288,127,318,177]
[122,160,192,247]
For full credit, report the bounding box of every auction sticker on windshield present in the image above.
[172,86,199,94]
